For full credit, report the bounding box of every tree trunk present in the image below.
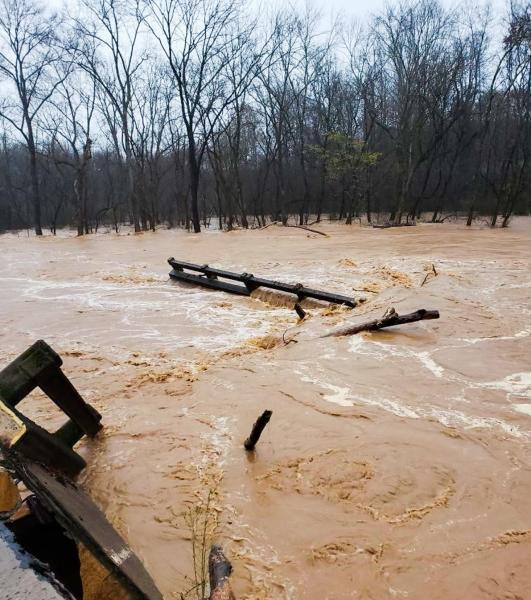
[74,168,84,236]
[75,139,92,236]
[501,198,515,227]
[339,176,346,220]
[317,158,326,223]
[188,144,201,233]
[466,202,474,226]
[124,124,140,233]
[237,179,248,229]
[127,159,140,232]
[366,174,372,224]
[28,144,42,236]
[299,150,309,226]
[491,199,500,227]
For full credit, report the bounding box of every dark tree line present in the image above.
[0,0,529,235]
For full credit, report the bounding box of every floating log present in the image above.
[244,410,272,451]
[323,307,440,337]
[168,259,360,307]
[209,545,235,600]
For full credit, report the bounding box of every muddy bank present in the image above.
[1,219,530,599]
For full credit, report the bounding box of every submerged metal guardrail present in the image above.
[168,258,360,307]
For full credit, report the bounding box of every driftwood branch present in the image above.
[244,410,272,451]
[323,307,440,337]
[420,264,438,286]
[258,221,328,237]
[209,545,235,600]
[258,220,279,230]
[287,224,328,236]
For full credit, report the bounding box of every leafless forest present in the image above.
[0,0,529,235]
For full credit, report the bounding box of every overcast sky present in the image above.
[314,0,507,18]
[48,0,509,21]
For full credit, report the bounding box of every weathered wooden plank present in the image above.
[168,259,358,307]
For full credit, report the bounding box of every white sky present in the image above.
[315,0,507,17]
[48,0,510,21]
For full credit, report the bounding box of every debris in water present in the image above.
[244,410,273,451]
[323,307,440,337]
[209,545,236,600]
[373,265,413,287]
[168,258,360,307]
[0,342,163,600]
[421,263,438,286]
[294,303,307,321]
[338,258,358,268]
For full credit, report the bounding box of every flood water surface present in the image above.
[1,220,530,599]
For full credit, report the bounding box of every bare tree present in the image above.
[145,0,261,232]
[129,64,173,230]
[72,0,147,232]
[0,0,529,234]
[0,0,67,234]
[371,0,459,223]
[254,10,302,224]
[46,68,96,235]
[483,4,530,227]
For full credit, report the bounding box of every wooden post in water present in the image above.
[294,303,307,320]
[244,410,272,451]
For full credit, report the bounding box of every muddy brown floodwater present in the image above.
[1,219,530,600]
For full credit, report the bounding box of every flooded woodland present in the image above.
[1,219,530,599]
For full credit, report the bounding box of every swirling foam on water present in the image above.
[4,275,293,352]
